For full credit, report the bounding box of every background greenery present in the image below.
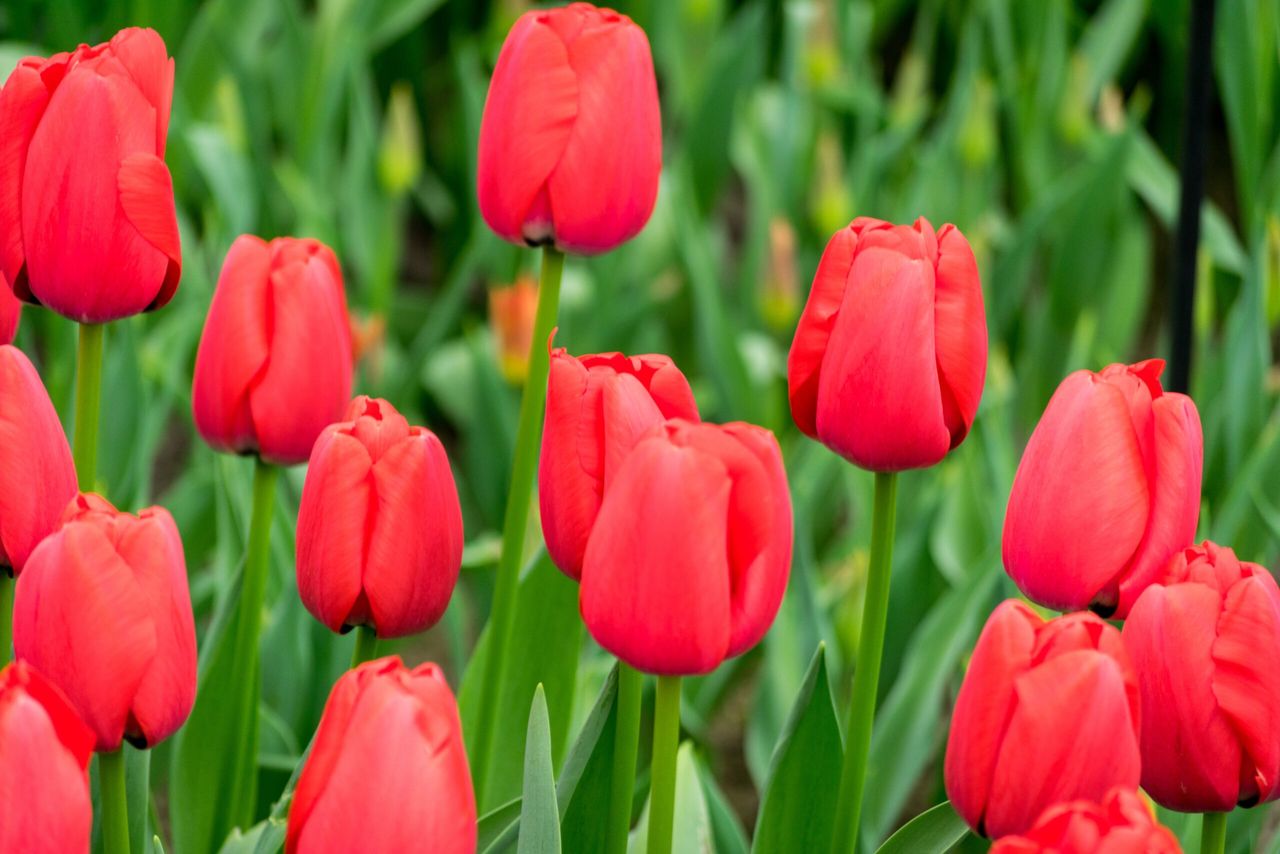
[2,0,1278,851]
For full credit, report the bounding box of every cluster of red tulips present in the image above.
[0,4,1266,854]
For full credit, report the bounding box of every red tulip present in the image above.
[1121,541,1280,811]
[991,788,1181,854]
[285,656,476,854]
[0,273,20,345]
[477,3,661,254]
[580,419,792,675]
[0,661,94,853]
[13,493,197,751]
[788,217,987,471]
[0,27,180,323]
[1003,359,1202,617]
[193,235,354,465]
[0,345,76,575]
[297,396,464,638]
[540,346,700,579]
[945,600,1141,839]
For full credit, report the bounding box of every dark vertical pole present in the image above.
[1169,0,1217,395]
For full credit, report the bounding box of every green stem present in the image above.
[471,245,565,804]
[73,322,105,489]
[350,625,379,669]
[227,458,278,829]
[831,471,898,854]
[0,574,11,662]
[99,750,131,854]
[1201,812,1227,854]
[607,663,643,854]
[647,675,681,854]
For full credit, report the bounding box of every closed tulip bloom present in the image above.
[540,347,699,579]
[945,600,1141,839]
[193,235,354,465]
[1122,541,1280,812]
[991,788,1181,854]
[477,3,661,254]
[788,217,987,471]
[285,657,476,854]
[13,494,197,751]
[580,419,792,675]
[0,274,20,345]
[0,346,76,575]
[1003,359,1202,617]
[297,397,464,638]
[0,28,180,322]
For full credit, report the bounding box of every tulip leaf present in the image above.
[477,798,523,853]
[517,685,561,854]
[628,743,712,854]
[148,835,165,854]
[750,643,842,854]
[874,802,969,854]
[215,819,286,854]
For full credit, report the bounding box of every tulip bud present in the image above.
[1003,359,1202,617]
[477,3,662,254]
[0,28,181,322]
[580,419,792,674]
[488,277,539,383]
[13,494,197,751]
[945,601,1141,839]
[0,661,94,852]
[193,235,354,466]
[0,273,20,345]
[296,397,464,639]
[788,217,987,471]
[990,788,1181,854]
[0,346,77,576]
[1122,541,1280,811]
[540,347,700,579]
[285,656,476,854]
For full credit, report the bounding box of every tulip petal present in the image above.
[0,57,57,292]
[580,437,732,674]
[1213,572,1280,803]
[1122,582,1240,811]
[933,224,987,446]
[0,691,92,853]
[539,353,596,579]
[476,12,578,245]
[1002,371,1150,612]
[0,663,94,768]
[118,152,181,311]
[364,434,463,638]
[102,28,173,153]
[788,226,857,439]
[296,431,373,633]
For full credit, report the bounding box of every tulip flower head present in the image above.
[0,661,95,853]
[13,493,197,752]
[477,3,662,254]
[0,345,76,576]
[945,600,1141,839]
[0,274,20,345]
[788,216,987,472]
[286,657,476,854]
[296,396,464,639]
[990,788,1181,854]
[0,27,181,322]
[193,235,354,465]
[1003,359,1202,617]
[540,346,700,579]
[1122,541,1280,812]
[580,419,792,675]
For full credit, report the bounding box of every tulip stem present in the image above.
[471,244,564,804]
[100,750,131,854]
[607,663,643,854]
[647,675,681,854]
[350,625,379,669]
[0,574,11,662]
[73,322,105,489]
[831,471,898,854]
[1201,812,1226,854]
[226,457,278,829]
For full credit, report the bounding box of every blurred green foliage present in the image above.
[3,0,1280,851]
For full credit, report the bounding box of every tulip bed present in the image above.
[0,1,1277,854]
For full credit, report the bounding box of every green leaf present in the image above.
[556,665,622,852]
[148,835,166,854]
[751,644,842,854]
[216,819,286,854]
[478,799,523,854]
[629,743,712,854]
[517,686,561,854]
[874,802,969,854]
